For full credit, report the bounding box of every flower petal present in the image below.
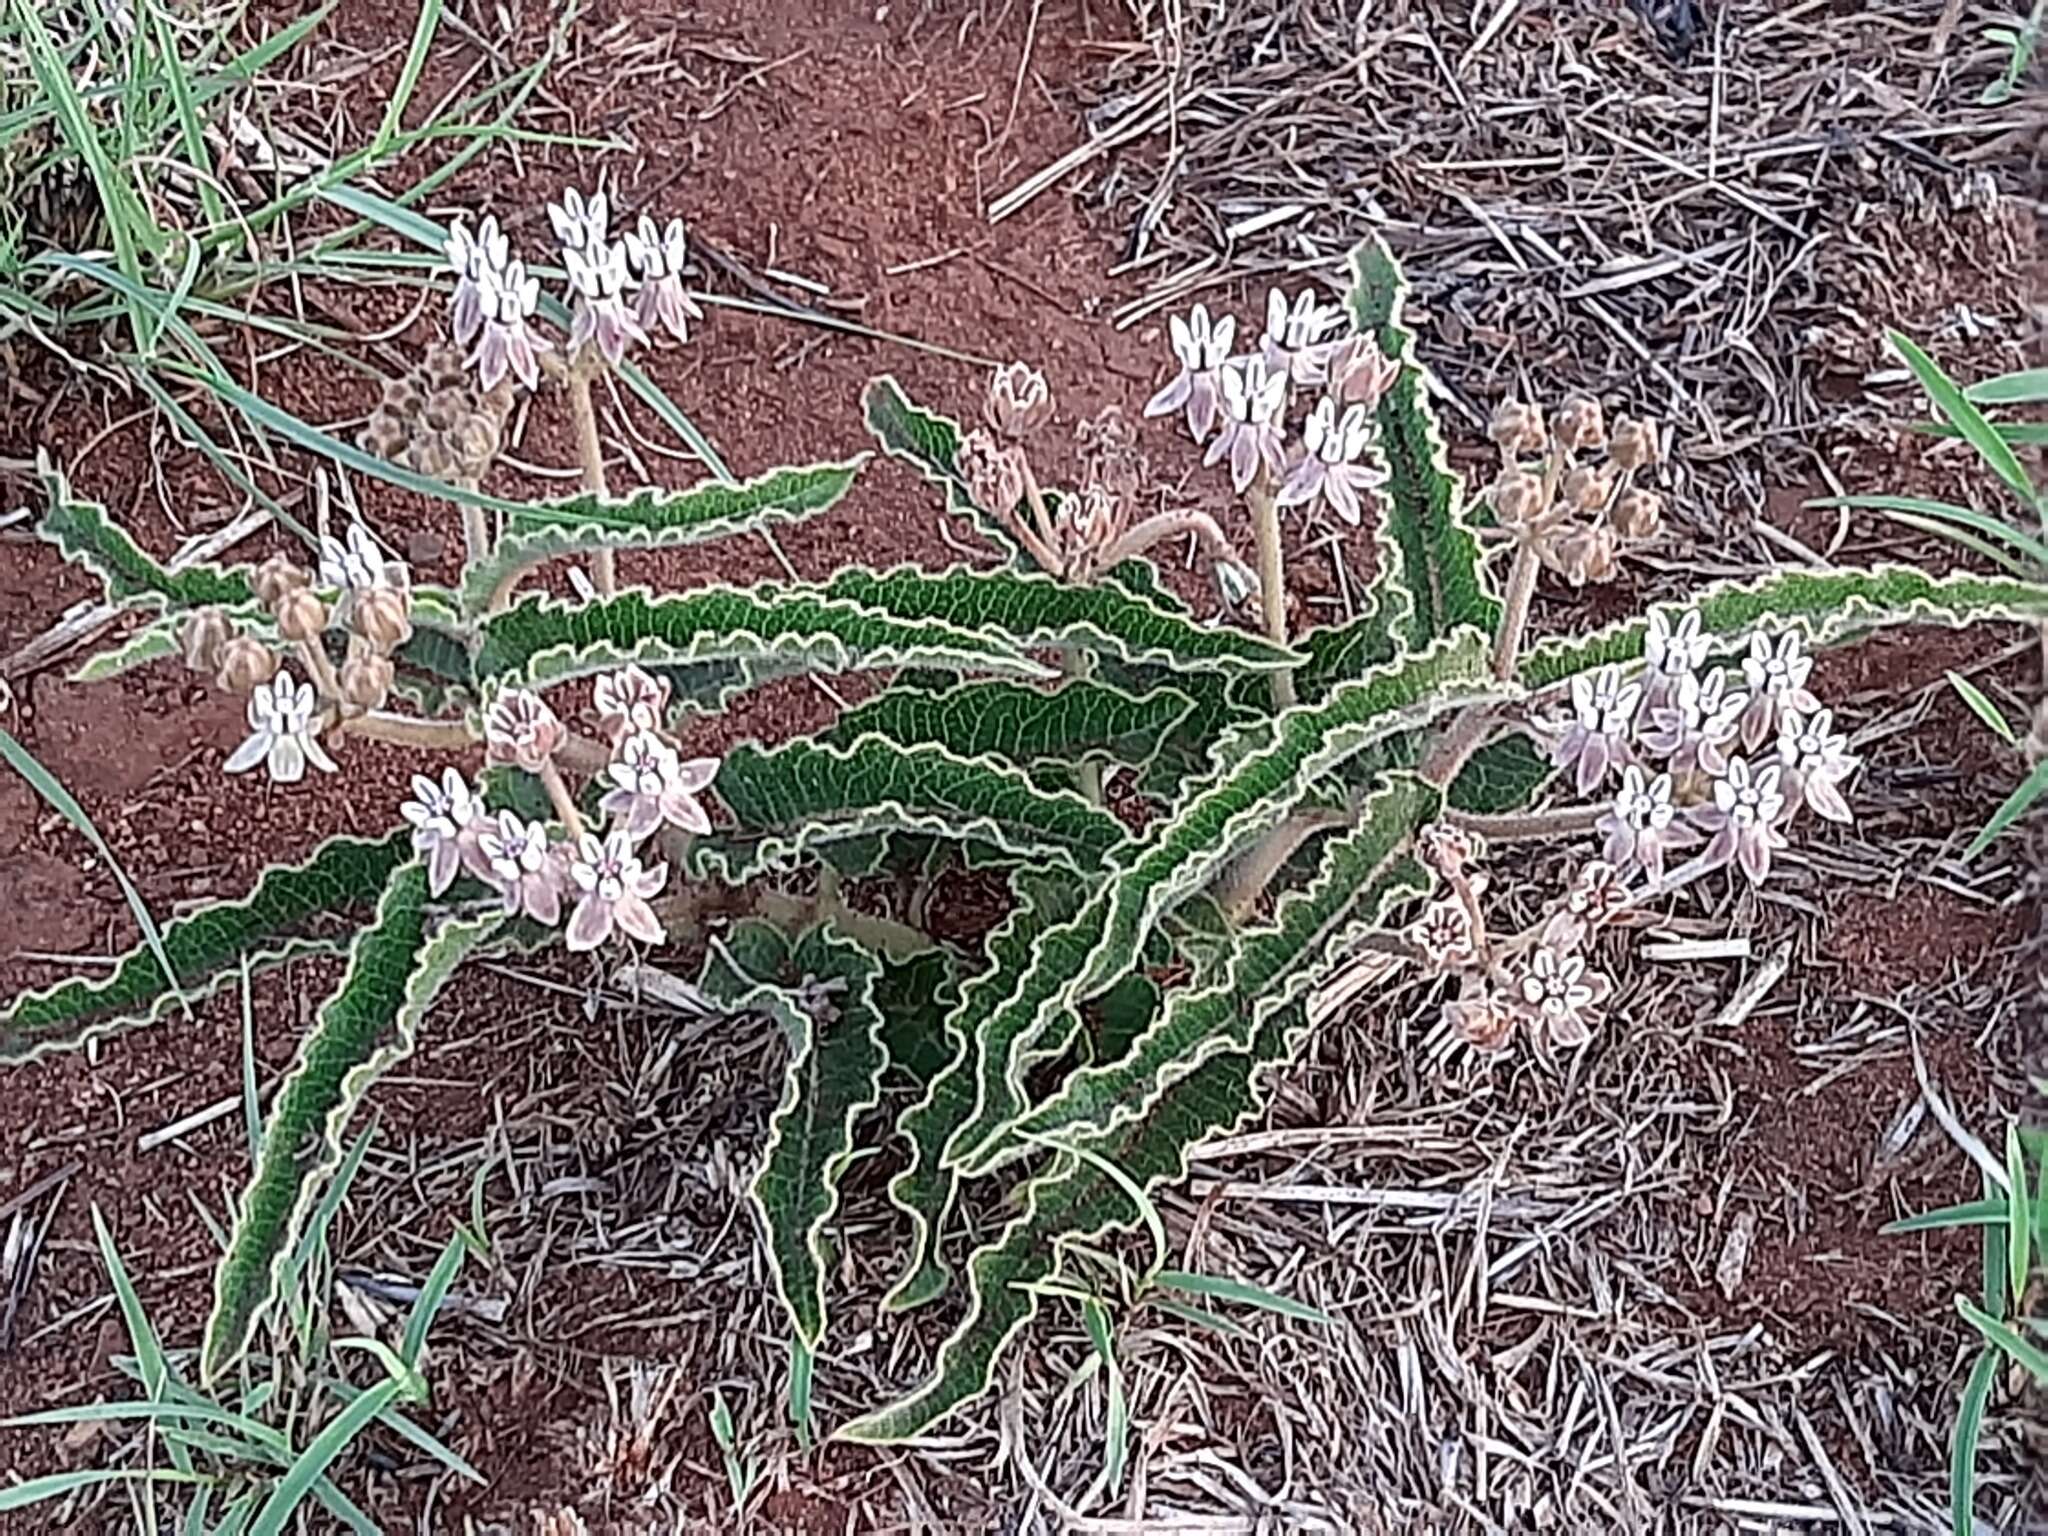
[565,895,612,951]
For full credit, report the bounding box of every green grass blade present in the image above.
[0,1469,208,1513]
[1155,1269,1335,1326]
[1883,1197,2009,1235]
[1,726,184,1011]
[400,1234,466,1369]
[1966,367,2048,405]
[1947,672,2019,746]
[1950,1347,1998,1536]
[1817,494,2048,571]
[1889,331,2038,508]
[1964,756,2048,860]
[245,1381,407,1536]
[376,0,444,151]
[2008,1124,2032,1304]
[1959,1295,2048,1383]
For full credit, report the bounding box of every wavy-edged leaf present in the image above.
[840,993,1306,1443]
[690,736,1127,883]
[945,629,1497,1172]
[823,565,1301,675]
[473,584,1048,693]
[1342,236,1501,647]
[1294,598,1400,702]
[884,872,1085,1312]
[1449,735,1554,814]
[874,949,963,1084]
[1518,565,2048,690]
[861,374,1013,550]
[1,831,410,1063]
[38,460,254,611]
[976,779,1434,1164]
[459,459,866,615]
[202,863,491,1380]
[705,922,886,1351]
[822,678,1197,772]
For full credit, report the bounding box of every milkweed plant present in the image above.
[9,215,2048,1444]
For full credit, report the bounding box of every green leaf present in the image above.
[460,459,865,615]
[37,456,254,611]
[884,872,1086,1312]
[822,677,1198,773]
[1948,671,2019,745]
[839,990,1308,1443]
[691,735,1127,883]
[710,923,887,1350]
[861,374,1013,550]
[873,949,964,1084]
[201,862,492,1381]
[823,564,1301,675]
[1154,1268,1335,1326]
[1,831,410,1063]
[1966,367,2048,405]
[1965,756,2048,860]
[1821,494,2048,573]
[1883,1197,2009,1235]
[1448,735,1554,814]
[474,583,1049,693]
[246,1377,413,1536]
[945,630,1496,1172]
[1341,236,1501,647]
[1950,1348,1998,1536]
[2008,1123,2033,1303]
[1959,1294,2048,1384]
[1889,331,2038,508]
[1294,600,1400,702]
[1519,566,2048,690]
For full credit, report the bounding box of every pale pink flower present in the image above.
[1259,286,1342,386]
[1446,992,1516,1054]
[224,671,334,785]
[443,214,507,348]
[1695,755,1789,885]
[1640,667,1747,778]
[547,186,609,256]
[1144,303,1236,442]
[1598,765,1689,883]
[1543,859,1631,948]
[1277,397,1386,526]
[400,768,478,896]
[1205,355,1288,494]
[1642,607,1710,710]
[469,260,549,392]
[565,829,668,951]
[477,811,564,926]
[1739,630,1823,751]
[623,214,704,345]
[566,239,648,367]
[1776,706,1858,825]
[599,731,718,841]
[1551,664,1641,795]
[1416,822,1485,878]
[484,688,565,773]
[1512,945,1612,1048]
[593,665,672,744]
[1407,899,1478,973]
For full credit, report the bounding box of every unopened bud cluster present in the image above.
[1486,396,1664,587]
[359,344,515,484]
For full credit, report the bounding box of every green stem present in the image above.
[1061,648,1104,806]
[1248,481,1295,710]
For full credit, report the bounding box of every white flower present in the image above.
[1643,607,1711,707]
[1277,398,1385,526]
[1640,667,1747,778]
[1696,755,1790,885]
[1739,630,1822,751]
[443,213,507,347]
[1204,355,1289,494]
[469,260,550,392]
[317,520,393,594]
[476,810,564,926]
[565,829,668,951]
[547,186,609,256]
[1512,945,1611,1049]
[1259,286,1341,385]
[1143,303,1236,442]
[623,214,704,345]
[599,731,718,842]
[1407,898,1478,973]
[400,768,478,896]
[483,688,565,773]
[1598,765,1689,883]
[1777,706,1858,824]
[593,665,672,743]
[223,671,335,785]
[565,238,649,366]
[1551,664,1641,795]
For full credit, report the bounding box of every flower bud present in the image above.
[1489,470,1544,526]
[410,434,458,481]
[1446,993,1514,1054]
[1215,559,1258,609]
[1610,488,1663,541]
[424,388,468,433]
[180,609,232,675]
[1329,334,1401,411]
[1609,415,1659,472]
[424,344,469,392]
[1552,395,1607,453]
[1488,399,1546,457]
[985,361,1052,440]
[454,411,502,473]
[1553,524,1619,587]
[958,427,1026,520]
[214,636,279,695]
[275,587,330,643]
[251,552,310,607]
[353,586,414,654]
[1561,465,1611,512]
[338,653,394,711]
[381,376,426,418]
[359,409,408,461]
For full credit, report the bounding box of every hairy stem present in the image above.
[566,361,614,597]
[1445,804,1600,842]
[1490,539,1541,682]
[339,710,478,754]
[1098,508,1247,577]
[1210,807,1353,923]
[1061,648,1104,806]
[754,889,935,960]
[538,758,586,842]
[1419,705,1498,789]
[1248,482,1295,710]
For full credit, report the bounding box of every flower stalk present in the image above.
[1248,479,1295,710]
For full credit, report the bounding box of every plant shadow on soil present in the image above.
[0,0,2041,1529]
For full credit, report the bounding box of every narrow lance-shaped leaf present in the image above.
[473,584,1051,692]
[822,678,1198,773]
[972,779,1435,1166]
[37,458,256,611]
[690,736,1128,884]
[944,628,1498,1174]
[202,862,493,1380]
[459,459,867,615]
[884,872,1085,1313]
[824,565,1302,675]
[1519,565,2048,690]
[862,374,1017,552]
[841,994,1310,1443]
[703,923,887,1352]
[1,831,411,1063]
[1342,236,1502,647]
